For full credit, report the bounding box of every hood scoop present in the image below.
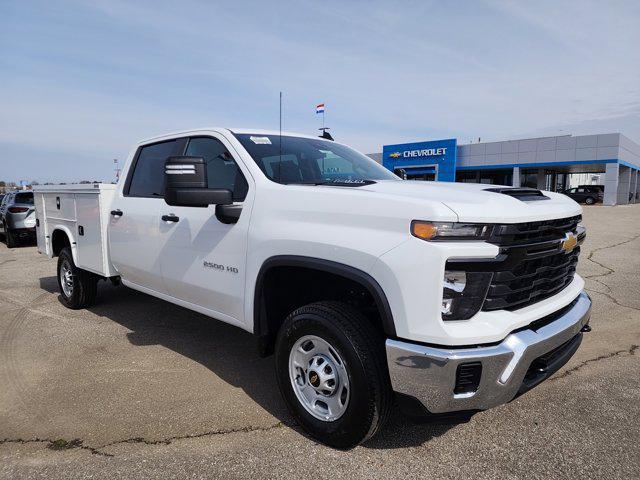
[484,187,549,202]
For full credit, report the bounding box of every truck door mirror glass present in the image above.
[164,156,233,207]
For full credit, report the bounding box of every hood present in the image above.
[359,180,582,223]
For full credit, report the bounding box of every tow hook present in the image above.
[581,324,592,333]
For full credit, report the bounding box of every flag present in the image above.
[316,103,325,114]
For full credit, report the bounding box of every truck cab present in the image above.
[35,128,592,448]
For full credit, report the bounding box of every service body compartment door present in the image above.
[75,194,104,275]
[44,193,76,221]
[34,192,48,255]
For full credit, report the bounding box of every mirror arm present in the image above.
[215,204,243,224]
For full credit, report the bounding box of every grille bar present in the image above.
[487,215,582,246]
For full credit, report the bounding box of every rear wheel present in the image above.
[584,196,595,205]
[275,301,392,449]
[57,247,97,309]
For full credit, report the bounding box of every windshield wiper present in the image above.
[284,179,376,187]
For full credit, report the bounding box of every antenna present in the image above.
[278,91,282,183]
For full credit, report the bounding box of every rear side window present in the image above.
[185,137,248,201]
[127,140,181,197]
[14,192,34,205]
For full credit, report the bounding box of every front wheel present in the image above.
[275,301,392,449]
[584,196,595,205]
[57,247,97,309]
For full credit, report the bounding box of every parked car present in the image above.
[0,191,36,248]
[34,128,591,448]
[561,185,603,205]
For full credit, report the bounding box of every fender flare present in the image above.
[49,226,79,265]
[253,255,396,337]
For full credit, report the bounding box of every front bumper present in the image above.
[386,291,591,414]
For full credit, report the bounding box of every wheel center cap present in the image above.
[307,354,338,395]
[309,372,320,387]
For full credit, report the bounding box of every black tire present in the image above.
[584,196,595,205]
[5,226,17,248]
[275,301,392,449]
[57,247,98,309]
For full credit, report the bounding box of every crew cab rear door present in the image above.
[158,134,252,326]
[108,138,186,294]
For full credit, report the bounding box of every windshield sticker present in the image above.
[250,136,272,145]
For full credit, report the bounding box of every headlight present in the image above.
[441,270,493,320]
[411,221,492,241]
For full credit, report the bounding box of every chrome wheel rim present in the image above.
[289,335,350,422]
[60,260,74,298]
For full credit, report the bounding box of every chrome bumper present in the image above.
[386,291,592,414]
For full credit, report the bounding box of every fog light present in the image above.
[442,270,493,321]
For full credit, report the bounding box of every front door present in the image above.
[159,135,252,326]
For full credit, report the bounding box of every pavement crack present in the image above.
[550,344,638,381]
[96,422,286,452]
[585,287,640,312]
[584,233,640,281]
[0,423,286,457]
[0,438,113,457]
[582,233,640,310]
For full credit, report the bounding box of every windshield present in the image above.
[234,134,398,185]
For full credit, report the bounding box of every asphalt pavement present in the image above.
[1,205,639,479]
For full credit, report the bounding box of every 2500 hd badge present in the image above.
[204,260,238,274]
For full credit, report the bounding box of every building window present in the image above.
[456,169,513,185]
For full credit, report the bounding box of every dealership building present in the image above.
[368,133,640,206]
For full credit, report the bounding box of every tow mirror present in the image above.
[164,156,232,207]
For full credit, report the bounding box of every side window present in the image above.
[127,140,180,197]
[185,137,248,201]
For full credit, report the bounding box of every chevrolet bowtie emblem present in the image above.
[561,232,578,253]
[389,152,402,158]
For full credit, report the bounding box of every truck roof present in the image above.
[141,127,326,145]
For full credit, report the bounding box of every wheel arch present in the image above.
[50,226,78,263]
[253,255,396,353]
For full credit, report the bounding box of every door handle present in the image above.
[110,209,123,217]
[161,214,180,223]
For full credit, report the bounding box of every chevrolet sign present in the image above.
[383,138,457,182]
[399,148,447,158]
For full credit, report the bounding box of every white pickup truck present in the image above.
[34,128,591,448]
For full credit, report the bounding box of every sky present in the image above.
[1,0,639,183]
